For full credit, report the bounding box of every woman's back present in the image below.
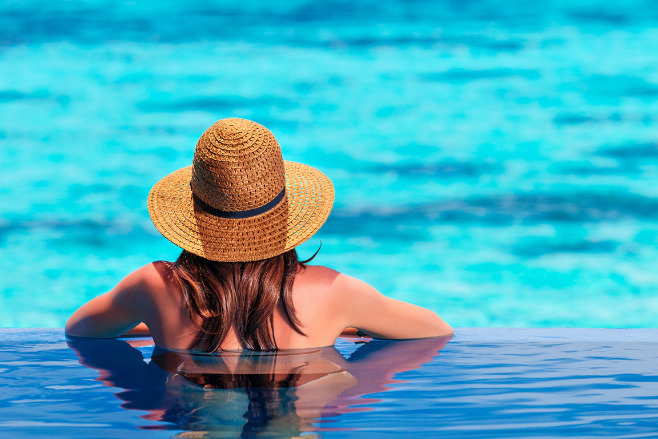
[174,263,358,350]
[68,259,452,351]
[140,261,346,351]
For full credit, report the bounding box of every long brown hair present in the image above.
[172,248,309,352]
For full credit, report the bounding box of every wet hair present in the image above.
[172,248,314,351]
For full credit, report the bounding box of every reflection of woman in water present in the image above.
[66,117,452,350]
[68,336,449,437]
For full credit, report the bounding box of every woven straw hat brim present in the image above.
[147,161,334,262]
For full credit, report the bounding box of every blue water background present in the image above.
[1,0,658,327]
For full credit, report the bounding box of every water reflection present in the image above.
[68,335,450,437]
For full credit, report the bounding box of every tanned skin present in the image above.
[66,262,453,351]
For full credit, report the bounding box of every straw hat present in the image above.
[147,118,334,262]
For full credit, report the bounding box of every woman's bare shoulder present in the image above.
[298,264,338,280]
[297,265,353,289]
[299,264,453,339]
[65,261,177,338]
[295,265,374,304]
[144,261,178,288]
[108,261,179,309]
[302,265,371,287]
[125,261,177,289]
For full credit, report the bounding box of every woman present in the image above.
[66,118,453,351]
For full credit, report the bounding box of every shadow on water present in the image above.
[67,335,450,438]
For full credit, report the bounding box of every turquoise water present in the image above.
[2,329,658,437]
[2,0,658,327]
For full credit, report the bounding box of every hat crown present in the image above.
[191,118,286,212]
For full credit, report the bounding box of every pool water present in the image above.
[2,0,658,328]
[1,329,657,438]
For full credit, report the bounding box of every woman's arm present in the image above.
[334,273,453,339]
[65,265,154,338]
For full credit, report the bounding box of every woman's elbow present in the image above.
[65,314,89,337]
[427,312,454,338]
[435,319,454,337]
